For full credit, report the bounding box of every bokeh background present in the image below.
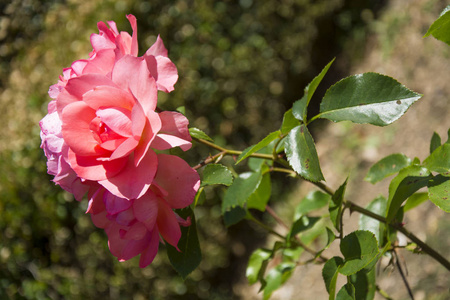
[0,0,448,299]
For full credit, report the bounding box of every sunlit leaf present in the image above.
[359,196,386,245]
[189,127,213,142]
[404,192,428,212]
[247,173,271,211]
[246,249,272,285]
[236,131,280,164]
[386,165,432,222]
[289,216,321,238]
[424,5,450,45]
[364,154,411,184]
[329,178,348,233]
[166,207,202,279]
[423,143,450,176]
[294,190,331,220]
[293,58,335,122]
[201,164,233,187]
[349,267,376,300]
[322,256,344,298]
[336,283,356,300]
[285,125,324,182]
[428,175,450,212]
[223,206,247,227]
[339,231,379,276]
[281,108,301,134]
[430,131,441,154]
[263,263,296,300]
[319,73,421,126]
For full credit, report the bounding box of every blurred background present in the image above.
[0,0,448,299]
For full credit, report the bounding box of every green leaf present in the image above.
[349,267,376,300]
[428,175,450,212]
[424,5,450,45]
[201,164,233,187]
[236,131,280,164]
[289,216,321,238]
[430,132,441,154]
[329,178,348,233]
[166,207,202,279]
[336,283,356,300]
[293,58,335,122]
[247,173,271,211]
[423,143,450,176]
[294,190,331,220]
[176,106,185,115]
[193,187,205,207]
[223,206,247,227]
[322,256,344,297]
[189,127,213,142]
[285,125,324,182]
[359,196,386,245]
[319,73,422,126]
[263,263,295,300]
[292,95,307,122]
[339,231,379,276]
[404,192,428,212]
[364,154,412,184]
[222,172,262,211]
[246,249,272,285]
[281,108,301,134]
[386,165,432,222]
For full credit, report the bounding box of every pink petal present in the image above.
[71,60,88,76]
[56,74,117,115]
[154,111,191,151]
[109,137,139,160]
[100,138,127,151]
[126,14,138,56]
[99,148,158,199]
[115,207,135,226]
[120,222,147,240]
[112,55,158,113]
[68,149,127,181]
[83,85,135,111]
[145,35,168,57]
[151,134,192,151]
[81,49,115,75]
[133,191,158,230]
[91,210,110,229]
[119,231,151,261]
[86,187,106,215]
[150,56,179,93]
[139,228,160,268]
[156,198,181,249]
[103,191,132,215]
[153,154,200,209]
[61,101,109,156]
[134,110,161,166]
[96,107,132,137]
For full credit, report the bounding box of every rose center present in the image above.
[89,116,122,144]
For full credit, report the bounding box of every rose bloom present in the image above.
[40,15,200,266]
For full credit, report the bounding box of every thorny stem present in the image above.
[193,137,450,271]
[393,249,415,300]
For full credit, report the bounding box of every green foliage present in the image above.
[166,207,202,279]
[403,192,428,212]
[386,165,432,222]
[285,125,324,182]
[428,175,450,212]
[364,153,412,184]
[280,109,301,135]
[292,58,335,122]
[294,190,330,220]
[189,127,214,142]
[359,196,387,245]
[423,142,450,176]
[424,5,450,45]
[319,73,422,126]
[349,268,376,300]
[429,131,441,154]
[329,179,348,233]
[201,163,233,187]
[339,231,379,276]
[247,173,272,211]
[246,248,272,285]
[336,283,356,300]
[236,131,280,164]
[322,257,344,297]
[263,263,296,300]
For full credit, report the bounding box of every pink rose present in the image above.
[88,154,200,267]
[49,15,178,99]
[56,54,191,200]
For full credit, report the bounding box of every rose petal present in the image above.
[99,148,158,199]
[139,228,160,268]
[153,154,200,209]
[103,191,132,215]
[156,198,181,249]
[133,191,158,230]
[126,14,138,57]
[145,35,168,57]
[96,107,133,138]
[134,110,161,166]
[83,85,135,111]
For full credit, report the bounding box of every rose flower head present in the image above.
[40,15,200,267]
